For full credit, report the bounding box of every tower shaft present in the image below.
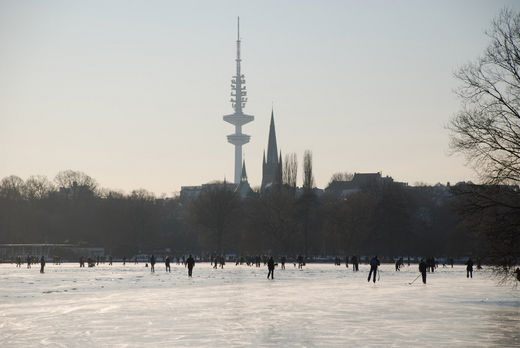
[235,144,242,185]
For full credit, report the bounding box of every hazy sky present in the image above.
[2,0,519,195]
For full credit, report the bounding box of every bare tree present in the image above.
[190,182,240,254]
[54,170,97,192]
[328,172,354,186]
[0,175,25,200]
[299,150,318,256]
[449,8,520,283]
[24,175,54,200]
[449,8,520,185]
[283,153,298,188]
[130,188,156,201]
[303,150,315,191]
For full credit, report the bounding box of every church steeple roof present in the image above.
[266,109,278,164]
[241,160,248,182]
[237,159,252,198]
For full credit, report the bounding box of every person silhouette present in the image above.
[351,256,359,272]
[40,256,46,273]
[419,259,427,284]
[150,255,156,273]
[165,256,171,272]
[297,255,304,269]
[186,254,195,277]
[367,256,380,283]
[466,258,473,278]
[267,256,275,280]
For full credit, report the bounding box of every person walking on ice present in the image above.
[351,256,359,272]
[150,254,156,273]
[267,256,275,280]
[297,255,305,269]
[466,258,473,278]
[419,259,427,284]
[186,254,195,277]
[40,256,46,274]
[165,256,171,272]
[367,256,380,283]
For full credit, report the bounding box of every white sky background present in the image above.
[1,0,519,196]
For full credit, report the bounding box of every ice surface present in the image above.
[1,263,518,347]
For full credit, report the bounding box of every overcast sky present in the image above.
[1,0,519,195]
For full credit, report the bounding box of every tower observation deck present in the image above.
[223,17,254,184]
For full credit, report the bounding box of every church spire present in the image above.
[266,109,278,164]
[241,160,248,182]
[261,109,281,192]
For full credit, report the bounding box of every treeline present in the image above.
[0,170,484,258]
[0,171,194,256]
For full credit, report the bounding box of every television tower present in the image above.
[223,17,254,184]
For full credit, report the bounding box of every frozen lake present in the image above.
[1,262,518,347]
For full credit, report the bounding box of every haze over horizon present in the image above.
[2,0,519,195]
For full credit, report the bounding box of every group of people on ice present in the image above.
[366,255,481,285]
[146,254,195,277]
[17,255,46,273]
[13,253,520,283]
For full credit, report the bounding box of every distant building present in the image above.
[179,186,203,201]
[180,181,238,202]
[325,172,406,197]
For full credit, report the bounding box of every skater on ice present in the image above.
[165,256,171,272]
[267,256,275,280]
[297,255,304,269]
[466,258,473,278]
[367,256,380,283]
[419,259,427,284]
[186,254,195,277]
[150,254,156,273]
[351,256,359,272]
[40,256,45,273]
